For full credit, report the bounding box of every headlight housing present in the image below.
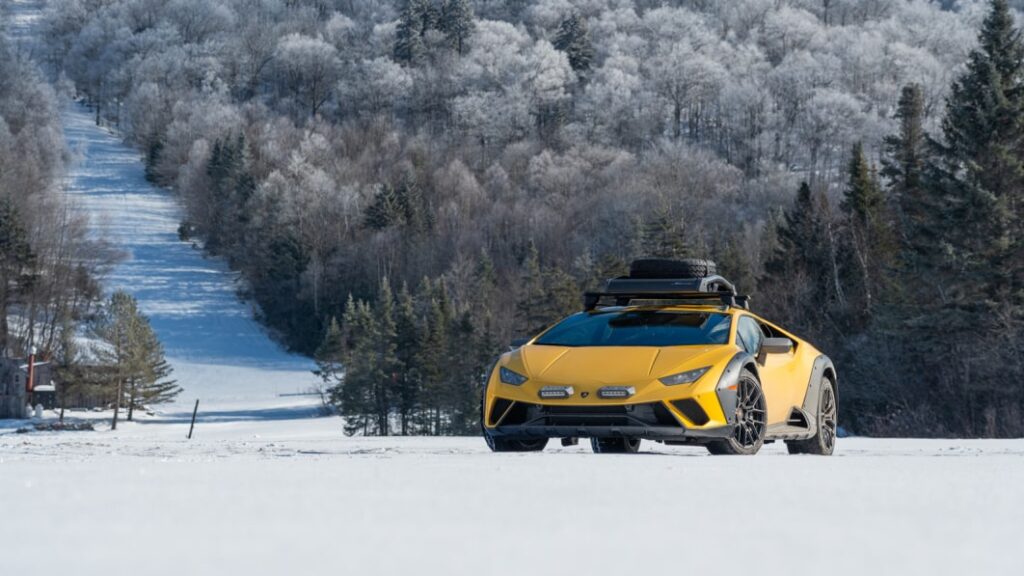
[499,366,528,386]
[659,366,710,386]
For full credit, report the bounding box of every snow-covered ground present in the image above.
[2,432,1023,576]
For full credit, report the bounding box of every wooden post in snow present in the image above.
[187,399,199,439]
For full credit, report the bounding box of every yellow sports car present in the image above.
[482,259,837,456]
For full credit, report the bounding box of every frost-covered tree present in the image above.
[272,34,341,117]
[0,198,35,356]
[553,12,593,74]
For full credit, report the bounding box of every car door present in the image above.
[736,315,790,425]
[753,317,804,424]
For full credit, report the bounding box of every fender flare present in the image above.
[799,355,837,429]
[715,351,760,425]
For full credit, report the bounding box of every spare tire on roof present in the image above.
[629,258,718,279]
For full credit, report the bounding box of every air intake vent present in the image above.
[671,399,709,426]
[489,398,514,426]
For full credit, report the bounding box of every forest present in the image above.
[29,0,1024,437]
[0,31,102,364]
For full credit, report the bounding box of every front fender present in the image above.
[715,351,759,425]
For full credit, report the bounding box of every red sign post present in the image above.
[25,346,36,406]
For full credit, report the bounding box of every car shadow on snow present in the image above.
[135,404,326,425]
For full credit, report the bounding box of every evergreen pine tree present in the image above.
[841,143,885,225]
[881,84,929,245]
[394,283,421,434]
[639,203,690,260]
[417,279,450,435]
[314,316,345,407]
[840,142,895,319]
[90,291,142,430]
[438,0,475,55]
[334,296,378,435]
[472,248,497,312]
[907,0,1024,434]
[374,279,399,435]
[931,0,1024,303]
[90,291,179,423]
[445,308,479,434]
[761,182,838,334]
[393,0,429,65]
[716,237,756,297]
[514,242,547,335]
[130,320,179,419]
[554,13,594,74]
[880,83,944,307]
[144,137,163,184]
[542,267,579,323]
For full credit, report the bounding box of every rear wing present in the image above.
[583,275,750,311]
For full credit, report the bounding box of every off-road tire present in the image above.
[629,258,718,279]
[706,369,766,455]
[486,435,549,452]
[786,377,837,456]
[590,437,642,453]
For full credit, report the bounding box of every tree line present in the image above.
[0,25,179,423]
[762,0,1024,436]
[0,32,102,364]
[37,0,1024,436]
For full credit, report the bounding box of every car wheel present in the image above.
[786,376,837,456]
[590,437,641,453]
[481,395,548,452]
[706,369,766,455]
[486,435,549,452]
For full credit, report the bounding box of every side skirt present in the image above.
[766,421,815,441]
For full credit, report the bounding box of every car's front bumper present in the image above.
[489,423,733,440]
[484,400,733,441]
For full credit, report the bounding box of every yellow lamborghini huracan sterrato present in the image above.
[482,259,837,456]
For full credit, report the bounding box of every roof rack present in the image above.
[583,274,751,311]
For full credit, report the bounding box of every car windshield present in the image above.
[534,309,731,347]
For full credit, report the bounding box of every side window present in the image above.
[736,316,764,355]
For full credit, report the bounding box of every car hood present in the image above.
[518,344,725,386]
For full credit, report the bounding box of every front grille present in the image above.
[510,402,682,429]
[541,405,630,426]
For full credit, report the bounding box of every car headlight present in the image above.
[499,366,528,386]
[659,366,710,386]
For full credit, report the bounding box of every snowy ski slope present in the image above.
[60,104,319,412]
[3,0,320,415]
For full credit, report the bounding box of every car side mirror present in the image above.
[509,337,530,350]
[758,337,793,364]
